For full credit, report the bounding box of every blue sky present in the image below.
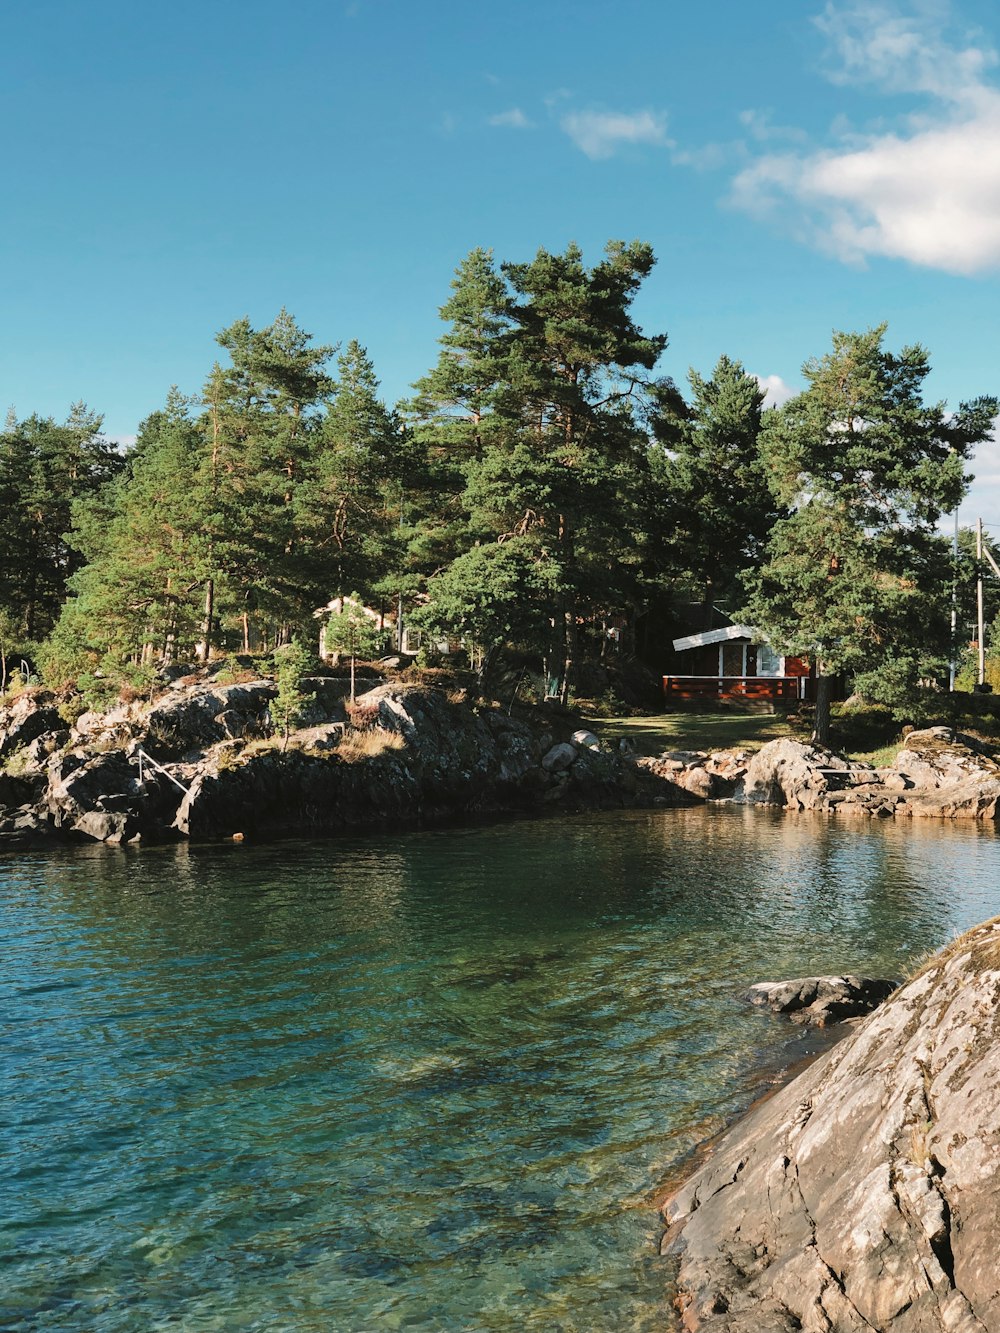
[3,0,1000,522]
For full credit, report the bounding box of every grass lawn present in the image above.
[586,708,908,764]
[585,710,807,757]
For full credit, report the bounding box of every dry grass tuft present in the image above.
[336,726,406,762]
[904,916,1000,982]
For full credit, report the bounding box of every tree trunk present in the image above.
[475,642,499,703]
[812,671,832,747]
[197,578,215,663]
[559,607,576,708]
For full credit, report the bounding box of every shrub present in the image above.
[345,698,381,730]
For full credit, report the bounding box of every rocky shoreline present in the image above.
[6,678,1000,1327]
[0,677,700,847]
[4,674,1000,847]
[662,921,1000,1331]
[642,726,1000,820]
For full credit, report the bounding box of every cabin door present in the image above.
[720,642,746,677]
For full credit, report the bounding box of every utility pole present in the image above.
[396,479,405,653]
[978,517,986,687]
[949,505,958,690]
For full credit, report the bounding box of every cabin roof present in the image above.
[672,624,756,651]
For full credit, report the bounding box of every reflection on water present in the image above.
[4,807,1000,1331]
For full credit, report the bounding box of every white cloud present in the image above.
[738,108,808,143]
[814,0,995,102]
[731,3,1000,274]
[957,422,1000,526]
[670,141,729,171]
[755,374,796,408]
[560,108,671,160]
[488,107,532,130]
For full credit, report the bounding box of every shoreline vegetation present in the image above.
[2,241,999,758]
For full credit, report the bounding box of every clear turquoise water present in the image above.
[5,805,1000,1332]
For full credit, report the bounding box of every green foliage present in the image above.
[37,598,100,688]
[46,318,406,670]
[416,540,559,653]
[0,404,123,641]
[213,654,261,686]
[652,355,778,617]
[9,261,998,726]
[0,607,22,694]
[323,598,386,661]
[410,239,671,700]
[74,673,125,715]
[295,340,405,603]
[271,638,316,749]
[3,745,31,776]
[744,326,998,725]
[826,701,900,755]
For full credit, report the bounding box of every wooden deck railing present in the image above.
[662,675,813,702]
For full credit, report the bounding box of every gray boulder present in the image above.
[146,681,275,752]
[664,917,1000,1331]
[570,728,601,750]
[736,738,868,810]
[541,742,578,773]
[744,974,899,1026]
[894,726,1000,789]
[0,691,63,759]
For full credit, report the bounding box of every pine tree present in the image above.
[43,391,207,679]
[271,638,315,750]
[744,326,998,741]
[421,239,668,701]
[297,340,403,609]
[0,405,122,641]
[403,248,513,593]
[652,356,778,625]
[323,597,385,702]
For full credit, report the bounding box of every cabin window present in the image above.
[757,643,783,677]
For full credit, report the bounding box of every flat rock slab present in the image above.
[665,918,1000,1332]
[744,974,899,1026]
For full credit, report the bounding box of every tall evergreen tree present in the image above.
[0,404,122,641]
[652,356,778,625]
[404,249,513,588]
[424,239,668,700]
[202,309,335,650]
[297,340,403,608]
[43,392,207,679]
[744,326,998,741]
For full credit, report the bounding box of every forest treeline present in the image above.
[1,239,997,719]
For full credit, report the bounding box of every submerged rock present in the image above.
[664,917,1000,1331]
